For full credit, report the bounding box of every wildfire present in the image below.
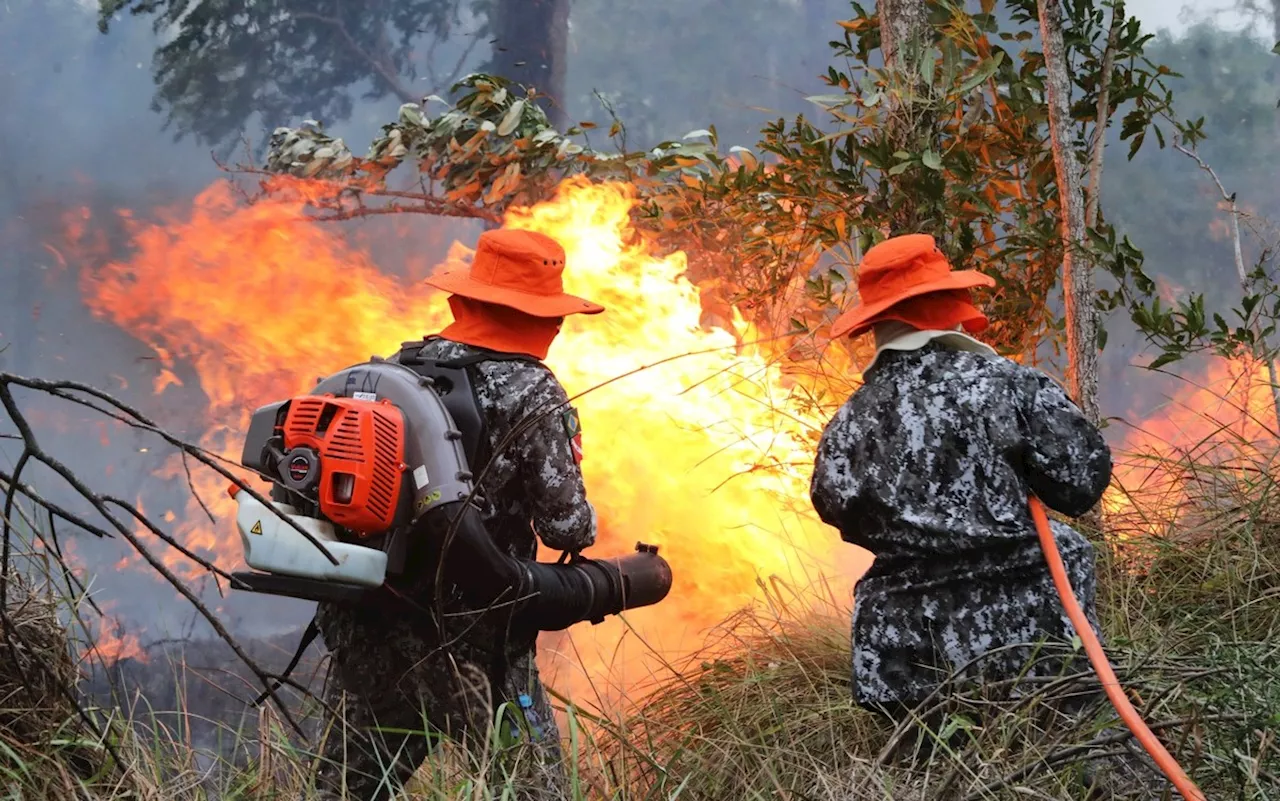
[93,611,148,664]
[1104,355,1279,535]
[60,167,1275,703]
[73,175,862,699]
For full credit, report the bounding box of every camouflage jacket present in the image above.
[810,341,1112,707]
[397,337,597,558]
[389,338,597,653]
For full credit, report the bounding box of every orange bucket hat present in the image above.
[425,228,605,318]
[830,233,995,339]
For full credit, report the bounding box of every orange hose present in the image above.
[1028,496,1207,801]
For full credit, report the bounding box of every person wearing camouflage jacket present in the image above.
[809,234,1113,713]
[313,229,603,801]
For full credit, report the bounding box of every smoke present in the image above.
[0,0,477,643]
[1,0,1273,655]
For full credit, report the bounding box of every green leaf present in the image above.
[1148,351,1182,371]
[497,100,525,137]
[921,149,942,171]
[805,94,850,108]
[957,53,1003,95]
[919,47,937,85]
[888,161,913,175]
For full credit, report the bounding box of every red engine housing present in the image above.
[281,395,407,535]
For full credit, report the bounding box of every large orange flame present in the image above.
[73,175,865,701]
[62,169,1275,705]
[1104,355,1278,536]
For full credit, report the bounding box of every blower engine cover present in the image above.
[279,396,407,536]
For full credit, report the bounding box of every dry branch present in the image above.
[1171,141,1280,426]
[0,373,316,737]
[1084,2,1124,230]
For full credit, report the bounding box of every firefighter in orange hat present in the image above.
[314,228,603,800]
[809,234,1113,725]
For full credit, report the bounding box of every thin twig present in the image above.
[0,372,339,566]
[961,714,1247,800]
[1084,0,1123,230]
[290,11,417,103]
[0,380,307,736]
[1172,140,1280,425]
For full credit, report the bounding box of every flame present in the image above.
[73,175,861,696]
[64,168,1276,694]
[93,612,148,664]
[1104,355,1279,536]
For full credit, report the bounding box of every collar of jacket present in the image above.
[863,320,998,373]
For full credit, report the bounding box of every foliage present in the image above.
[82,0,1280,377]
[97,0,484,150]
[4,443,1278,799]
[257,72,740,228]
[254,0,1185,368]
[1096,23,1280,371]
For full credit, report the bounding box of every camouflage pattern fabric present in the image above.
[313,617,566,800]
[313,338,596,800]
[810,341,1112,708]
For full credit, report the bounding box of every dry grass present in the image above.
[0,375,1276,799]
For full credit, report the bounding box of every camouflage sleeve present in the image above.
[1019,371,1113,517]
[809,401,871,544]
[513,370,597,552]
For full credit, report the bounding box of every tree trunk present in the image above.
[879,0,930,69]
[490,0,570,131]
[878,0,937,236]
[1037,0,1101,428]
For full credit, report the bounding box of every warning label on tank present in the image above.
[250,520,263,535]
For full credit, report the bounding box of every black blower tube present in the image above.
[415,501,673,632]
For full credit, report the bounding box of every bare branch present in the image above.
[1173,141,1280,424]
[291,12,417,104]
[0,376,311,735]
[0,372,339,566]
[1085,1,1124,230]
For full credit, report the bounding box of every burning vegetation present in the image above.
[0,165,1273,799]
[2,1,1280,798]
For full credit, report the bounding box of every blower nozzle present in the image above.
[517,542,674,632]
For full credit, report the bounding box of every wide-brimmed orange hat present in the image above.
[830,233,995,339]
[425,229,605,318]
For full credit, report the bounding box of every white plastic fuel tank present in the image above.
[232,487,387,587]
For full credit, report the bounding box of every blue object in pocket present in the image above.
[517,692,544,740]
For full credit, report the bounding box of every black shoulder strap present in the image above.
[394,338,542,687]
[251,615,321,707]
[394,337,540,474]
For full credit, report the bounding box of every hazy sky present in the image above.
[1127,0,1271,38]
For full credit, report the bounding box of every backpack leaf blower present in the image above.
[227,358,673,634]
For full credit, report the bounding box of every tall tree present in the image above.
[489,0,569,130]
[95,0,566,151]
[876,0,940,237]
[1037,0,1101,426]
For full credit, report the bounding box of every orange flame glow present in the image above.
[1104,355,1279,535]
[93,614,148,664]
[63,169,1276,698]
[73,176,864,697]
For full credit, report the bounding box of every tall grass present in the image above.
[1,377,1278,799]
